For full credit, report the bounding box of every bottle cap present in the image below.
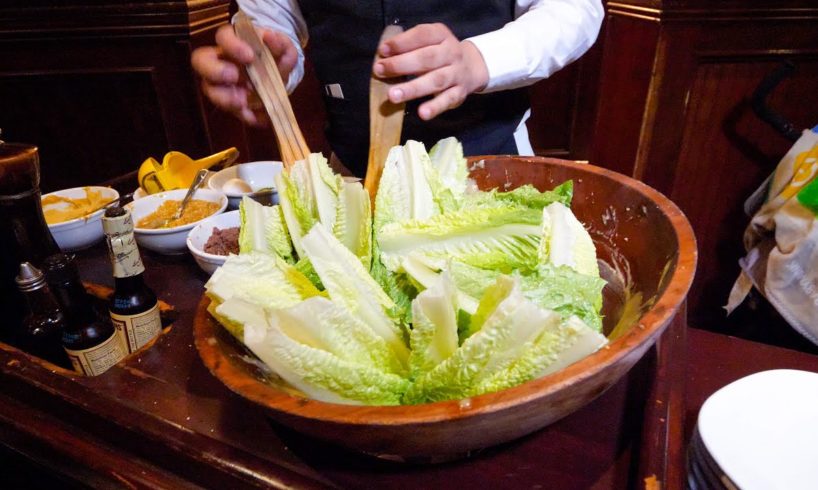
[42,253,80,285]
[102,206,133,236]
[102,205,145,278]
[15,262,46,292]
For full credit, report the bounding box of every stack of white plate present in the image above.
[688,369,818,490]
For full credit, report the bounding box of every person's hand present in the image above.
[373,23,489,121]
[191,24,298,126]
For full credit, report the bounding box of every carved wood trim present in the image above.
[607,3,662,22]
[0,1,230,40]
[607,2,818,22]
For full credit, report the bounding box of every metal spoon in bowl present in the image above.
[146,168,209,229]
[167,168,209,225]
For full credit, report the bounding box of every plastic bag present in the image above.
[727,129,818,344]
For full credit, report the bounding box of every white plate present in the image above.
[698,369,818,490]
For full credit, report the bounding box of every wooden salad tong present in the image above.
[363,24,406,201]
[233,10,310,170]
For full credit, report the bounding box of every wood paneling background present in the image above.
[592,1,818,334]
[0,0,245,194]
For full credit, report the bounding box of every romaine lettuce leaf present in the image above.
[244,320,409,406]
[427,137,469,212]
[523,264,605,332]
[539,201,599,277]
[332,180,372,269]
[275,167,313,258]
[307,152,342,229]
[403,276,558,404]
[206,297,260,340]
[301,225,410,367]
[473,316,607,396]
[238,196,294,262]
[408,273,459,379]
[374,141,438,233]
[462,275,518,340]
[496,181,573,209]
[428,137,468,198]
[445,260,604,332]
[204,252,321,309]
[461,181,572,212]
[399,254,478,315]
[275,153,343,258]
[272,296,405,375]
[377,204,542,273]
[370,248,416,325]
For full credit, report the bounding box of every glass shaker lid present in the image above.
[15,262,46,292]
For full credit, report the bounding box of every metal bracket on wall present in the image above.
[751,61,801,142]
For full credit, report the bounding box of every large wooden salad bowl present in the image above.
[194,156,697,459]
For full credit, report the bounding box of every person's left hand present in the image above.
[373,23,489,121]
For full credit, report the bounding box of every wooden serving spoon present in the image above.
[363,24,406,203]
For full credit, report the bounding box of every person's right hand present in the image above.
[191,24,298,126]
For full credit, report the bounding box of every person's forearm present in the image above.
[466,0,604,93]
[236,0,309,92]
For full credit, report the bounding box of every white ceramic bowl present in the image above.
[186,210,241,275]
[42,186,120,251]
[129,188,228,255]
[208,161,283,209]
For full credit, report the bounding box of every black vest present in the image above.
[298,0,530,176]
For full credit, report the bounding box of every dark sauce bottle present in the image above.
[43,253,127,376]
[1,140,59,343]
[14,263,70,367]
[102,206,162,353]
[42,253,126,376]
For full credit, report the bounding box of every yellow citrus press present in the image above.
[138,147,239,194]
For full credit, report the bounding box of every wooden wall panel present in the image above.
[591,15,659,176]
[592,0,818,335]
[0,70,169,193]
[0,1,244,194]
[673,60,818,329]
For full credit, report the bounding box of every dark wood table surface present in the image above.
[2,242,816,489]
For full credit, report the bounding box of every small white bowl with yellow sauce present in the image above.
[129,188,227,255]
[42,186,120,252]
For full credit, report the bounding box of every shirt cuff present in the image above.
[466,30,532,93]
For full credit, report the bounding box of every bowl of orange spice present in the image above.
[42,186,120,251]
[129,188,227,255]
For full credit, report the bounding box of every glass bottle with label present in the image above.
[1,139,60,343]
[14,263,70,368]
[102,206,162,353]
[37,254,126,376]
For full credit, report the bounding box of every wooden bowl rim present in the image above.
[194,156,697,426]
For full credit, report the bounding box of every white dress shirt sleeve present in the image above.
[236,0,309,93]
[466,0,604,93]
